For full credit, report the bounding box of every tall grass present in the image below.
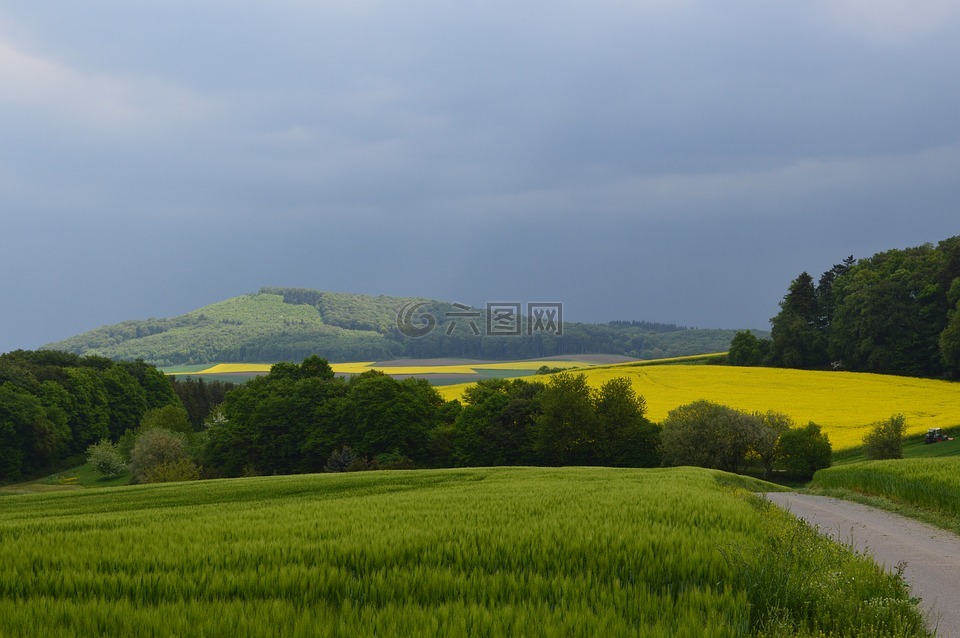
[811,457,960,519]
[0,467,927,636]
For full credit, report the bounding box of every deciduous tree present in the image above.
[863,414,906,460]
[533,373,598,466]
[660,400,761,473]
[129,428,197,484]
[750,411,793,479]
[452,378,542,466]
[593,377,659,467]
[777,422,832,479]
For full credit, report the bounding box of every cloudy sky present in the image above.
[2,0,959,353]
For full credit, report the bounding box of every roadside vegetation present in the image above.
[0,467,929,637]
[800,419,960,535]
[809,457,960,538]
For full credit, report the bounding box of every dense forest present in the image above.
[0,350,180,481]
[730,235,960,378]
[43,287,761,366]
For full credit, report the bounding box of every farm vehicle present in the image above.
[924,428,954,444]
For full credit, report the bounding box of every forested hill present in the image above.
[42,287,761,366]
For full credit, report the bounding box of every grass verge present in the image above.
[808,457,960,536]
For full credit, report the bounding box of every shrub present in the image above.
[347,457,374,472]
[86,439,127,479]
[863,414,906,460]
[142,458,201,483]
[374,449,416,470]
[535,365,566,375]
[129,428,197,484]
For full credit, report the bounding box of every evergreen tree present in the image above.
[769,272,828,368]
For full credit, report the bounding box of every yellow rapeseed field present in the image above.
[200,363,274,374]
[182,362,481,375]
[174,359,600,376]
[439,364,960,450]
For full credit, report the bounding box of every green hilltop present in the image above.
[43,287,764,366]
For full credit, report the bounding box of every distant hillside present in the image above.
[43,287,766,366]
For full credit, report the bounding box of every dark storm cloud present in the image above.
[2,1,959,351]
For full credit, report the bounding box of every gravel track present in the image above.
[764,492,960,636]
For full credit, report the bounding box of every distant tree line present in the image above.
[196,356,830,481]
[0,350,180,481]
[607,320,691,332]
[730,235,960,378]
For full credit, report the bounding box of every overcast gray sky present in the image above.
[2,0,959,353]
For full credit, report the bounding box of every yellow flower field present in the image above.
[171,359,599,377]
[439,364,960,450]
[178,362,483,375]
[200,363,275,374]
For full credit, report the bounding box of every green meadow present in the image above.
[0,467,927,637]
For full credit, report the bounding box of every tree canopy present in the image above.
[735,235,960,378]
[0,350,180,481]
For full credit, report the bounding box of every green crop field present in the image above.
[0,467,926,637]
[811,457,960,535]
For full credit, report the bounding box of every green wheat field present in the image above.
[0,467,927,637]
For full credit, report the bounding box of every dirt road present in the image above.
[765,492,960,637]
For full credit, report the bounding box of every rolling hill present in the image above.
[42,287,764,366]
